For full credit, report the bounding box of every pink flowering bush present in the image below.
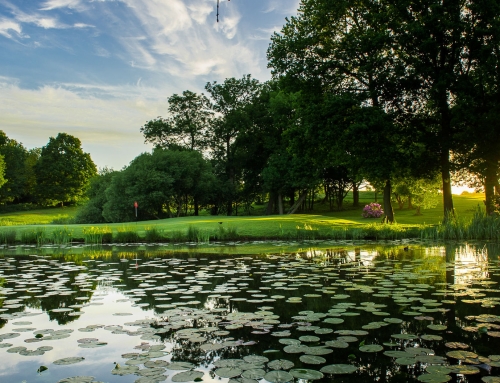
[362,203,384,218]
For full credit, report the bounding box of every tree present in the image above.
[0,131,31,204]
[0,155,7,190]
[74,168,117,223]
[102,149,214,222]
[205,75,262,216]
[35,133,97,206]
[141,90,212,151]
[268,0,499,221]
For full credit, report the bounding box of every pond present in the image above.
[0,241,500,383]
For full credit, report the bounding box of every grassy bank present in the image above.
[0,192,497,244]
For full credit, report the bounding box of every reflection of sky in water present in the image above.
[0,287,152,382]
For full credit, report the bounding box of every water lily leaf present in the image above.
[241,369,266,379]
[279,339,300,345]
[300,355,326,364]
[427,324,447,331]
[444,342,469,349]
[426,366,452,375]
[214,359,245,368]
[215,367,243,378]
[168,362,195,370]
[243,355,269,364]
[324,318,344,325]
[446,350,478,360]
[289,368,324,380]
[482,377,500,383]
[283,345,308,354]
[267,359,294,370]
[111,365,140,375]
[448,365,480,375]
[53,357,85,365]
[299,335,320,343]
[421,335,443,341]
[57,377,96,383]
[320,364,357,374]
[200,343,224,351]
[395,357,416,366]
[391,334,418,340]
[417,374,452,383]
[171,371,204,382]
[264,370,294,383]
[359,345,383,353]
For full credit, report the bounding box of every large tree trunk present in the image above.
[352,183,359,207]
[266,192,275,215]
[194,196,199,216]
[278,193,284,215]
[288,190,308,214]
[382,180,395,223]
[441,149,454,221]
[484,159,498,215]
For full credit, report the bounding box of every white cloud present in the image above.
[0,17,22,38]
[40,0,84,11]
[0,77,171,168]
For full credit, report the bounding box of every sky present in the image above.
[0,0,300,170]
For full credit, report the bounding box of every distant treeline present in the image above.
[0,131,96,208]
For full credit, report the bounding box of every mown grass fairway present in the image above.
[0,206,79,226]
[0,192,486,242]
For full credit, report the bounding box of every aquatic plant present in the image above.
[113,226,139,243]
[144,226,165,243]
[83,226,112,245]
[51,227,73,245]
[0,229,16,244]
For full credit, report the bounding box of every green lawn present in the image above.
[0,192,486,241]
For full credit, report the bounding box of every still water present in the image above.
[0,241,499,383]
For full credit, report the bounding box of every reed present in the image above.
[83,226,112,245]
[144,226,165,243]
[113,226,139,243]
[0,229,17,244]
[51,227,73,245]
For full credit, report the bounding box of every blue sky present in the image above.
[0,0,300,169]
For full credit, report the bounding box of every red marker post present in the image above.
[134,201,138,218]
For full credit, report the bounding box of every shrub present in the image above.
[362,203,384,218]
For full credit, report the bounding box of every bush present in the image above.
[362,203,384,218]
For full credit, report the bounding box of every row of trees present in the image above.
[133,0,500,222]
[0,131,96,207]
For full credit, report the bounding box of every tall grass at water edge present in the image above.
[83,226,112,245]
[420,208,500,241]
[113,226,139,243]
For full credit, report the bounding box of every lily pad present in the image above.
[417,374,452,383]
[320,364,357,374]
[267,359,294,370]
[241,369,266,379]
[215,367,243,378]
[359,344,383,353]
[300,355,326,364]
[168,362,195,370]
[243,355,269,364]
[53,357,85,366]
[171,371,204,382]
[264,370,294,383]
[289,368,324,380]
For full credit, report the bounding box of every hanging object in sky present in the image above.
[217,0,231,23]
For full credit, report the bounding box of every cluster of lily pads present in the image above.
[0,246,499,382]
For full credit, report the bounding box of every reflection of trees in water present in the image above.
[0,255,96,325]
